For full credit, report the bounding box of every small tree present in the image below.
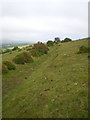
[54,37,60,43]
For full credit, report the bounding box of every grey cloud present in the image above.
[0,0,88,43]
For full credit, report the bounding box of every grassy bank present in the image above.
[2,38,88,118]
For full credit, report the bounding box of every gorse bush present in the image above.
[3,61,16,70]
[62,38,72,43]
[13,52,33,64]
[77,46,90,54]
[2,64,8,74]
[32,42,49,57]
[47,41,54,46]
[31,49,43,57]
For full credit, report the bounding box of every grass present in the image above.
[2,38,88,118]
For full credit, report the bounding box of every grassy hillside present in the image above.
[2,38,88,118]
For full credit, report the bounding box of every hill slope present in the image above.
[2,38,88,118]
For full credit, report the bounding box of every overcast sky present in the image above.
[0,0,89,43]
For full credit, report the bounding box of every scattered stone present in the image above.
[45,77,46,79]
[74,83,78,85]
[51,99,55,102]
[22,109,27,113]
[45,104,48,108]
[32,92,35,95]
[31,68,34,70]
[40,93,43,96]
[50,112,53,114]
[55,96,58,98]
[56,108,59,112]
[82,83,86,87]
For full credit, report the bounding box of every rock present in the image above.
[31,68,34,70]
[74,83,78,85]
[51,99,55,102]
[45,77,46,79]
[40,93,43,96]
[45,104,48,108]
[56,108,59,112]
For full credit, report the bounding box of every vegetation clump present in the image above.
[2,64,8,74]
[3,61,16,70]
[77,46,90,54]
[2,49,12,54]
[47,40,54,46]
[13,52,33,64]
[31,42,49,57]
[62,38,72,42]
[12,46,19,51]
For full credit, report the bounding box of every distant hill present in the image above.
[2,42,34,49]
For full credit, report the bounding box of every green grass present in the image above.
[2,38,88,118]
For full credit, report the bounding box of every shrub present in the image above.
[32,42,49,57]
[47,40,54,46]
[3,61,16,70]
[2,64,8,74]
[13,52,33,64]
[31,49,41,57]
[12,46,19,51]
[77,46,90,54]
[62,38,72,42]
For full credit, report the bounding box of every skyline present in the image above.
[0,0,89,43]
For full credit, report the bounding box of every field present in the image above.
[2,38,88,118]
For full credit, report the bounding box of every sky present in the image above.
[0,0,89,43]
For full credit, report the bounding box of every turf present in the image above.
[2,38,88,118]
